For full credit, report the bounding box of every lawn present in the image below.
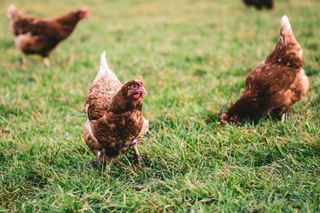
[0,0,319,211]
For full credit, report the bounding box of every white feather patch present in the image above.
[84,120,98,142]
[143,118,149,134]
[280,15,291,29]
[7,4,17,18]
[93,50,120,84]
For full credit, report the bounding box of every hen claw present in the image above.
[134,155,144,167]
[133,143,143,167]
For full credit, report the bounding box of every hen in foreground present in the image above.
[7,5,89,67]
[221,15,309,124]
[242,0,274,10]
[84,51,148,166]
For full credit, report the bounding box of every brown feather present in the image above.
[85,75,121,120]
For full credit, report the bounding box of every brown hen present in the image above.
[7,5,89,67]
[84,51,148,166]
[221,16,309,124]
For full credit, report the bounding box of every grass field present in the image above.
[0,0,320,211]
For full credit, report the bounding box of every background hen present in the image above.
[7,5,89,66]
[242,0,274,10]
[221,15,309,124]
[84,51,148,166]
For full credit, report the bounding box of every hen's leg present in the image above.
[280,112,286,122]
[133,143,143,167]
[95,150,109,166]
[44,57,50,67]
[279,107,287,122]
[132,119,148,167]
[87,141,110,166]
[20,54,27,67]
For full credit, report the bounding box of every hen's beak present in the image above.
[137,87,147,95]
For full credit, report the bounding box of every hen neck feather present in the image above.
[108,91,142,115]
[228,94,263,120]
[266,45,302,69]
[55,12,81,37]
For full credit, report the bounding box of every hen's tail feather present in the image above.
[279,15,299,47]
[7,4,18,19]
[280,15,291,31]
[266,15,303,67]
[93,50,120,84]
[280,15,292,40]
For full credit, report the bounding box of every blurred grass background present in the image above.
[0,0,319,211]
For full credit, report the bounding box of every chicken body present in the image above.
[7,5,89,66]
[221,16,309,124]
[84,52,148,166]
[242,0,274,10]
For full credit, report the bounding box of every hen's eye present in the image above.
[132,84,138,89]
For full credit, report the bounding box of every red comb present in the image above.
[81,7,89,18]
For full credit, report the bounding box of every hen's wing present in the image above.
[245,15,303,97]
[85,51,122,120]
[13,18,60,37]
[245,63,298,97]
[8,6,57,36]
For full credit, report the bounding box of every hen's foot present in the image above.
[95,150,109,166]
[279,107,287,123]
[20,55,27,68]
[280,112,286,122]
[44,57,50,67]
[133,144,143,167]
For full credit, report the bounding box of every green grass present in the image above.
[1,0,320,211]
